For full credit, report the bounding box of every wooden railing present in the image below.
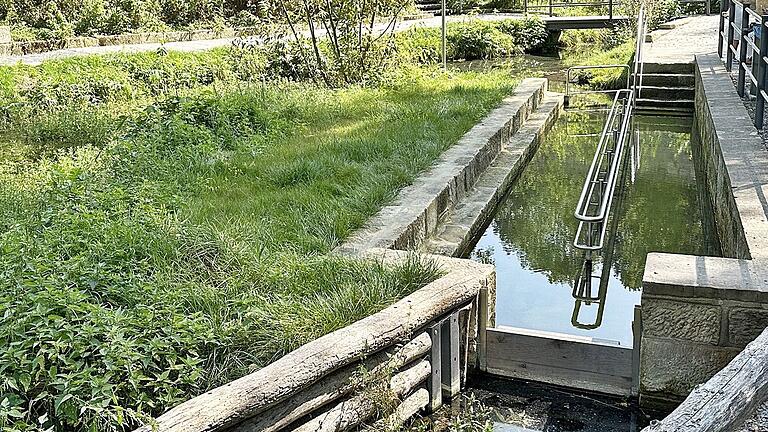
[133,249,495,432]
[719,0,768,128]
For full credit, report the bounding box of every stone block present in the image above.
[640,337,740,410]
[642,299,721,344]
[729,307,768,347]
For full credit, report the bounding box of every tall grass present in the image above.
[0,57,518,431]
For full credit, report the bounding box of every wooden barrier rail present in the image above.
[134,249,495,432]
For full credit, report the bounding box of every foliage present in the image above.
[397,17,547,63]
[0,52,519,431]
[0,0,274,40]
[271,0,410,86]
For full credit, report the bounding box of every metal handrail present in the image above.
[719,0,768,128]
[572,5,645,252]
[522,0,616,18]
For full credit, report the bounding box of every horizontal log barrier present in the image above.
[292,359,431,432]
[135,249,495,432]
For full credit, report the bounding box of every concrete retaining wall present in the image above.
[640,253,768,410]
[338,78,551,255]
[694,53,768,259]
[639,53,768,411]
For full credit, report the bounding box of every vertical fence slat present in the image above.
[738,5,749,96]
[440,312,461,399]
[727,0,736,71]
[756,17,768,128]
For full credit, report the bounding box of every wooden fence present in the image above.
[134,249,495,432]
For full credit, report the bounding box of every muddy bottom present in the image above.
[411,375,657,432]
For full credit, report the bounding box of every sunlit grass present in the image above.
[0,60,519,431]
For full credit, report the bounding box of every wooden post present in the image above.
[441,311,461,399]
[738,4,749,97]
[477,288,488,372]
[631,305,642,397]
[727,0,736,71]
[427,323,442,413]
[548,0,553,17]
[757,16,768,128]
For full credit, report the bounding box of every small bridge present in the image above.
[416,0,630,30]
[542,15,629,30]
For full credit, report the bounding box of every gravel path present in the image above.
[0,14,530,66]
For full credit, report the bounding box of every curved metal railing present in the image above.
[572,5,646,253]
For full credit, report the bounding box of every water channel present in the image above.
[436,52,720,432]
[467,110,719,347]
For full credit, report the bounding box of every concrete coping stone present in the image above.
[696,53,768,259]
[337,77,547,255]
[643,252,768,302]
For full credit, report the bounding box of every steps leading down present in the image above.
[636,62,695,113]
[337,78,564,256]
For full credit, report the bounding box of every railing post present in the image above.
[756,16,768,128]
[609,0,613,20]
[719,0,727,57]
[727,0,736,71]
[524,0,528,15]
[427,323,442,413]
[738,4,749,97]
[440,312,460,399]
[549,0,553,17]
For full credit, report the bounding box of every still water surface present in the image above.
[468,111,719,346]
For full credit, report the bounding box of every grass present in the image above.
[0,47,520,431]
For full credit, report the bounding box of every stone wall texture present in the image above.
[640,53,768,412]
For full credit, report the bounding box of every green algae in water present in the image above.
[469,111,719,346]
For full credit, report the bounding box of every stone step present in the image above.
[637,85,695,100]
[636,98,694,108]
[639,73,695,87]
[641,62,695,74]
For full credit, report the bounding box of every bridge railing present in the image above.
[523,0,617,18]
[718,0,768,128]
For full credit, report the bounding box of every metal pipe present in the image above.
[757,17,768,128]
[441,0,447,70]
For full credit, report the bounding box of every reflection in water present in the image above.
[468,112,720,346]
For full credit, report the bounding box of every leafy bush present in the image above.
[0,0,274,39]
[397,17,547,63]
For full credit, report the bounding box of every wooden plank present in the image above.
[644,327,768,432]
[478,287,489,372]
[486,326,634,396]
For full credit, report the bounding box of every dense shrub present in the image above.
[0,0,273,40]
[397,17,548,62]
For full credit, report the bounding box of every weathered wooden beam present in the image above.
[292,360,431,432]
[477,287,489,372]
[233,332,431,432]
[642,327,768,432]
[133,254,492,432]
[369,387,429,431]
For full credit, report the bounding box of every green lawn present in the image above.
[0,51,519,431]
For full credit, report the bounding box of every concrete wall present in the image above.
[640,53,768,411]
[640,253,768,410]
